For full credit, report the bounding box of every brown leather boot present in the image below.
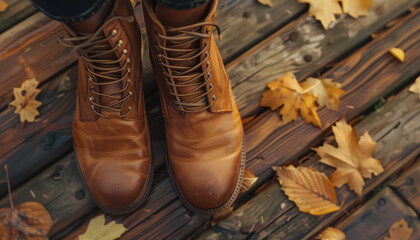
[143,0,245,214]
[59,0,153,214]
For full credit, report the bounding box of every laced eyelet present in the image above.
[212,95,217,101]
[111,29,118,37]
[118,40,123,46]
[208,72,212,78]
[88,77,92,82]
[207,61,210,67]
[204,42,208,46]
[129,91,133,95]
[126,58,131,63]
[89,96,94,102]
[209,83,213,88]
[127,79,131,83]
[128,106,132,109]
[90,105,95,110]
[127,68,131,72]
[206,28,210,33]
[128,16,135,22]
[123,49,128,54]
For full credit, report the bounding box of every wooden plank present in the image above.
[0,0,37,33]
[197,84,420,239]
[3,2,420,239]
[228,0,420,117]
[390,161,420,214]
[335,188,417,240]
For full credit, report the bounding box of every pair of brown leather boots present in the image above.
[60,0,245,215]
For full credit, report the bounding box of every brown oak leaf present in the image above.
[9,78,42,123]
[260,73,321,128]
[298,0,342,29]
[300,77,345,111]
[240,168,259,192]
[340,0,373,18]
[385,219,413,240]
[409,77,420,100]
[314,119,384,195]
[273,165,340,215]
[315,227,346,239]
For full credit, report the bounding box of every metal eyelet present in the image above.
[123,49,128,54]
[90,105,95,110]
[212,95,217,101]
[129,91,133,95]
[205,42,208,46]
[118,40,123,46]
[128,16,135,22]
[206,28,210,33]
[88,77,92,82]
[127,79,131,83]
[209,83,213,88]
[207,61,210,67]
[111,29,118,37]
[127,68,131,73]
[89,96,94,102]
[126,58,131,63]
[208,72,212,78]
[128,106,132,109]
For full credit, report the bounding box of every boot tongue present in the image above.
[68,0,124,110]
[155,3,211,110]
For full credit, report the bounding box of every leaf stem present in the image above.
[5,164,14,209]
[301,79,322,94]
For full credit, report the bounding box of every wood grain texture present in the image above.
[198,85,420,239]
[335,188,417,240]
[0,0,37,33]
[390,161,420,214]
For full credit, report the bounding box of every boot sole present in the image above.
[74,146,155,215]
[166,135,246,215]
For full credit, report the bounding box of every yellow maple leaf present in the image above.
[315,227,346,240]
[341,0,373,18]
[257,0,274,7]
[9,78,42,123]
[260,73,321,128]
[79,214,128,240]
[389,48,405,62]
[300,77,345,111]
[409,77,420,100]
[314,119,384,195]
[273,165,340,215]
[298,0,342,30]
[385,219,413,240]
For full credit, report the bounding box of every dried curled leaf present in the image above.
[314,119,384,195]
[409,77,420,100]
[340,0,373,18]
[300,78,345,111]
[240,168,259,192]
[316,227,346,240]
[0,202,52,239]
[385,219,413,240]
[389,48,405,62]
[79,214,128,240]
[9,78,42,123]
[273,165,340,215]
[257,0,273,7]
[298,0,342,29]
[260,73,321,128]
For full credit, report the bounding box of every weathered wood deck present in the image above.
[0,0,419,239]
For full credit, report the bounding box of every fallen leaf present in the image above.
[385,219,413,240]
[0,0,7,12]
[257,0,273,7]
[389,48,405,62]
[298,0,342,29]
[79,214,128,240]
[240,168,259,192]
[0,165,52,239]
[211,207,233,226]
[314,119,384,195]
[340,0,373,18]
[300,77,345,111]
[409,77,420,100]
[315,227,346,240]
[260,73,321,128]
[9,78,42,123]
[273,165,340,215]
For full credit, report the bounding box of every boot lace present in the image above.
[155,22,221,113]
[59,16,135,118]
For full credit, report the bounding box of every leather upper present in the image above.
[143,0,244,210]
[68,0,152,211]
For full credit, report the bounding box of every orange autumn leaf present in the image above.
[260,73,321,128]
[298,0,342,29]
[300,77,345,111]
[389,48,405,62]
[340,0,373,18]
[257,0,274,7]
[273,165,340,215]
[9,78,42,123]
[0,0,7,12]
[385,219,413,240]
[314,119,384,196]
[240,168,259,192]
[316,227,346,240]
